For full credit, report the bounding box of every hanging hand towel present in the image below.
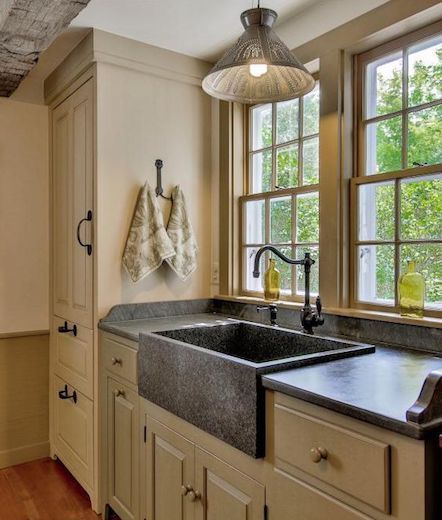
[122,182,175,282]
[166,186,198,281]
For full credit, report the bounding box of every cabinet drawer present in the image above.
[53,375,93,490]
[53,316,93,398]
[102,336,137,384]
[274,397,390,513]
[268,468,369,520]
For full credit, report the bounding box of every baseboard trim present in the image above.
[0,441,50,469]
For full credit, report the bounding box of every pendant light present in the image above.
[202,3,315,104]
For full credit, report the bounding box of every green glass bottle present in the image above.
[398,260,425,318]
[264,258,280,301]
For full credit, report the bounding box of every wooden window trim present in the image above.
[352,22,442,317]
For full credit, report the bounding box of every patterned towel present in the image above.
[122,182,175,282]
[166,185,198,281]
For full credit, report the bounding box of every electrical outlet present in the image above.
[212,262,219,284]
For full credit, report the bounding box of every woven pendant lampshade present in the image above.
[202,7,315,104]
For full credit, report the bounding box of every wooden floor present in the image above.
[0,458,119,520]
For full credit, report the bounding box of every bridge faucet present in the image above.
[252,245,324,334]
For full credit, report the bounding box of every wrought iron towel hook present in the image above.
[155,159,172,201]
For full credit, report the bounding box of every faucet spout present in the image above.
[252,245,323,334]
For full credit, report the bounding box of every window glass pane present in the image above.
[400,244,442,309]
[251,104,272,150]
[408,35,442,107]
[270,197,291,243]
[400,174,442,240]
[408,105,442,168]
[244,200,265,244]
[296,246,319,296]
[366,116,402,174]
[276,98,299,144]
[302,137,319,185]
[296,192,319,243]
[276,144,298,188]
[251,150,272,193]
[303,82,320,136]
[365,52,402,118]
[358,181,395,241]
[357,244,395,305]
[272,247,292,293]
[244,247,265,292]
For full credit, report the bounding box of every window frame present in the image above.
[352,23,442,317]
[240,76,320,302]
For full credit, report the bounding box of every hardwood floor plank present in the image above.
[0,458,118,520]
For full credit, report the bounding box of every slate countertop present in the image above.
[262,346,442,439]
[99,312,442,439]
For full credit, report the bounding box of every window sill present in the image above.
[214,294,442,329]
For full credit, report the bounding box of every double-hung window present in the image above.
[353,27,442,315]
[240,82,320,301]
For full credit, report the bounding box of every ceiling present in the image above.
[70,0,390,62]
[12,0,390,103]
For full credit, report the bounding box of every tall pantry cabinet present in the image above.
[49,70,98,511]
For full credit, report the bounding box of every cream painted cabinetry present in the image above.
[50,75,98,510]
[144,416,265,520]
[101,332,140,520]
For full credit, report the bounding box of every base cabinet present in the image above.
[107,378,139,520]
[144,416,265,520]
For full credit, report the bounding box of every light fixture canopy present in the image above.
[202,7,315,104]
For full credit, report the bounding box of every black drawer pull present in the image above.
[58,385,77,404]
[58,321,77,336]
[76,210,93,255]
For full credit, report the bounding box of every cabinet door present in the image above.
[107,378,139,520]
[194,447,265,520]
[145,417,195,520]
[52,79,94,328]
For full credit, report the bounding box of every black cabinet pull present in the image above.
[58,384,77,404]
[58,321,77,336]
[76,210,93,255]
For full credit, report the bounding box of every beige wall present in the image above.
[0,98,50,467]
[95,57,213,317]
[0,334,49,468]
[0,98,49,333]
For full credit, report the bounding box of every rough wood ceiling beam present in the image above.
[0,0,91,97]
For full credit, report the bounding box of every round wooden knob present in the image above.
[188,490,201,502]
[310,446,328,463]
[181,484,192,496]
[111,357,122,365]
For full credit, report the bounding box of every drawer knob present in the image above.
[310,446,328,463]
[188,489,201,502]
[181,484,192,496]
[113,389,125,398]
[111,357,122,366]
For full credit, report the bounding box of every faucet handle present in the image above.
[315,296,325,325]
[316,296,322,316]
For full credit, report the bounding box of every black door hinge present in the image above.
[264,504,268,520]
[144,425,147,443]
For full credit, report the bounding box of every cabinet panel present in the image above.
[195,448,265,520]
[107,378,139,520]
[102,336,137,385]
[53,375,93,489]
[52,79,94,328]
[274,402,390,512]
[268,468,369,520]
[146,417,195,520]
[53,316,93,398]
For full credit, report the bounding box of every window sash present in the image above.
[353,23,442,317]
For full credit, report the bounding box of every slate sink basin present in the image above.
[137,319,375,458]
[155,321,371,364]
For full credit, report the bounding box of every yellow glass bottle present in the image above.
[264,258,280,301]
[398,260,425,318]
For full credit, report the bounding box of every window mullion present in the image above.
[402,47,408,170]
[394,179,401,310]
[272,103,277,191]
[299,97,304,187]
